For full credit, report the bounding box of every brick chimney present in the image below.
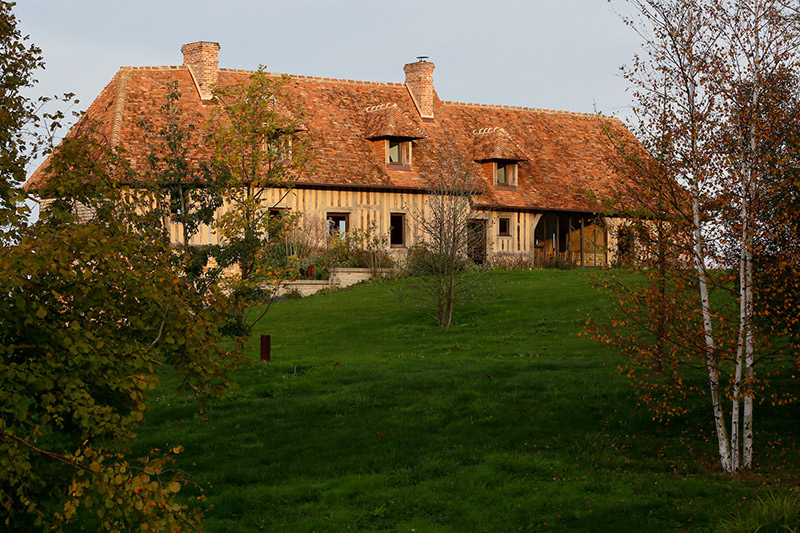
[181,41,220,101]
[404,59,435,120]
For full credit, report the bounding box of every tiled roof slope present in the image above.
[472,127,528,163]
[28,64,633,213]
[364,103,424,140]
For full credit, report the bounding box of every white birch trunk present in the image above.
[742,0,762,470]
[686,61,734,472]
[732,243,747,472]
[691,191,733,473]
[743,224,755,468]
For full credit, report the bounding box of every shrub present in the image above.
[283,288,303,300]
[489,253,537,271]
[718,491,800,533]
[314,229,393,272]
[403,242,470,277]
[488,253,575,271]
[536,255,575,270]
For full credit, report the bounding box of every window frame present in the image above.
[390,213,406,248]
[498,216,511,237]
[386,138,412,167]
[494,160,517,187]
[327,212,349,236]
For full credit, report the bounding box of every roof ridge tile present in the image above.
[365,102,397,113]
[122,65,187,71]
[110,69,131,148]
[443,100,599,118]
[217,68,404,87]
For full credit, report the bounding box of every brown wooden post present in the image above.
[260,334,271,362]
[555,215,560,259]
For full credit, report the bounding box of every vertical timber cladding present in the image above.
[211,187,607,256]
[480,211,545,255]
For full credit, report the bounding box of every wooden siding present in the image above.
[171,187,617,265]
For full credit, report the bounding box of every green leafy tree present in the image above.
[0,0,42,233]
[0,4,241,528]
[2,130,241,530]
[139,82,230,293]
[209,68,314,345]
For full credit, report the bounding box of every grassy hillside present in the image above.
[133,270,799,532]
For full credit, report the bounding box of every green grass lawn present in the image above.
[133,270,800,532]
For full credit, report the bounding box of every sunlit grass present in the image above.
[133,270,800,532]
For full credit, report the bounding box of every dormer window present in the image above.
[262,129,295,163]
[267,135,292,160]
[387,139,411,167]
[495,161,517,187]
[472,127,526,187]
[364,103,423,168]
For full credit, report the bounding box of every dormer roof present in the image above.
[472,127,528,162]
[364,103,424,140]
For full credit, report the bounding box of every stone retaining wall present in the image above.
[277,268,391,297]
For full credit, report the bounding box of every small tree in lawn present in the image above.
[139,81,229,293]
[399,146,490,329]
[209,68,313,347]
[595,0,800,474]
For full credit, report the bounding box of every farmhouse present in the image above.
[29,41,633,266]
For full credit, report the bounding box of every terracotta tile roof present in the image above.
[472,127,528,162]
[364,103,424,140]
[28,62,635,213]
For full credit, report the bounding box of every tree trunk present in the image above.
[744,223,755,468]
[732,244,748,472]
[692,192,733,473]
[742,2,761,469]
[686,62,733,471]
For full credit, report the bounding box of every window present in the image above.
[390,213,405,247]
[467,219,487,265]
[498,217,511,236]
[533,213,608,267]
[327,213,349,236]
[387,139,411,166]
[495,161,517,187]
[264,132,293,161]
[617,227,635,266]
[268,208,285,240]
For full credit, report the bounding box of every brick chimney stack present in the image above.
[404,60,435,120]
[181,41,220,101]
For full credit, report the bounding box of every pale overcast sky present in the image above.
[17,1,642,123]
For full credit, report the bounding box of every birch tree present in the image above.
[598,0,800,474]
[715,0,800,470]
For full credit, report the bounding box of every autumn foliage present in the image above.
[0,3,242,528]
[593,0,800,474]
[1,134,242,529]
